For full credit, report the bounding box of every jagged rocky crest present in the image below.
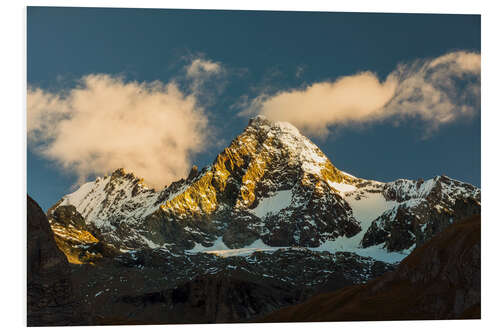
[48,116,481,261]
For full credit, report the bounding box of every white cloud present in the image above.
[242,51,480,138]
[28,73,210,189]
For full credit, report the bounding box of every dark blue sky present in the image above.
[27,7,480,211]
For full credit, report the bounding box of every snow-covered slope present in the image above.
[362,175,480,251]
[48,168,198,249]
[59,169,160,228]
[48,116,481,263]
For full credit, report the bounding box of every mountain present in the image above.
[261,214,481,322]
[38,115,481,324]
[48,115,480,261]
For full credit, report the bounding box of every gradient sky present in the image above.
[27,7,481,211]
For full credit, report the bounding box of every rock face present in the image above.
[261,215,481,322]
[48,204,119,264]
[27,195,89,326]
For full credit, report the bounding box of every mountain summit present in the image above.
[48,116,481,262]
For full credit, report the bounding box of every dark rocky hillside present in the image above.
[70,247,394,324]
[261,215,481,322]
[27,195,90,326]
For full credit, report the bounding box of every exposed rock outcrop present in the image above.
[48,204,119,264]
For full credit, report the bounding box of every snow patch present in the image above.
[275,121,302,136]
[200,239,285,258]
[61,181,95,206]
[139,235,161,249]
[327,181,357,193]
[250,190,293,219]
[309,241,411,264]
[187,236,409,263]
[345,191,396,227]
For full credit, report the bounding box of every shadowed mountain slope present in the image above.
[262,214,481,322]
[27,195,90,326]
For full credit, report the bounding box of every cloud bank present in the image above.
[28,66,212,189]
[242,51,480,137]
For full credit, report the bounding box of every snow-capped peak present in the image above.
[48,116,480,262]
[244,116,349,181]
[247,115,303,139]
[55,168,161,229]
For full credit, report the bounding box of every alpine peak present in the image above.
[47,116,481,256]
[246,115,302,138]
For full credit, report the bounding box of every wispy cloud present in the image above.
[27,58,224,188]
[241,51,480,138]
[185,58,223,93]
[186,58,222,78]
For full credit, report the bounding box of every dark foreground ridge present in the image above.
[27,195,90,326]
[261,214,481,322]
[72,247,393,324]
